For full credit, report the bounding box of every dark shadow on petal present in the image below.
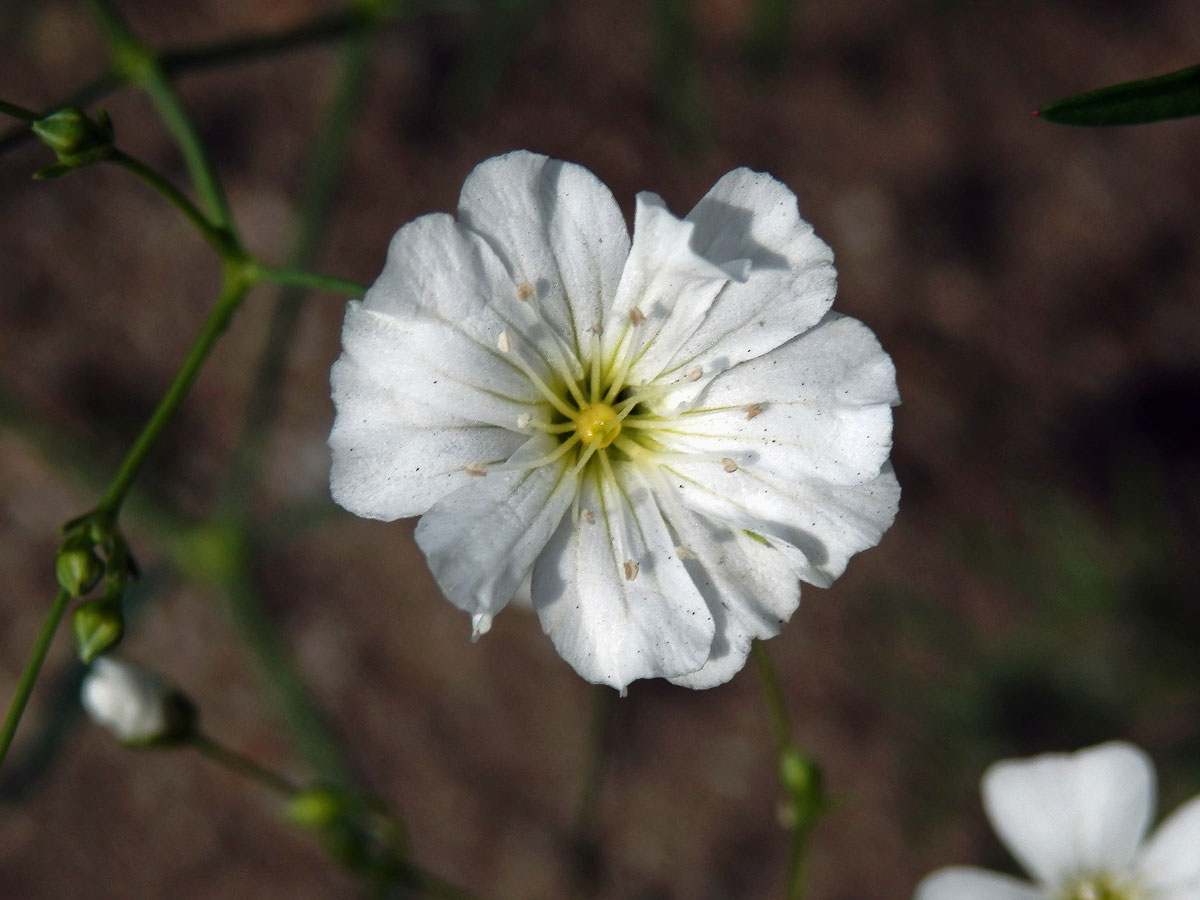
[686,199,790,270]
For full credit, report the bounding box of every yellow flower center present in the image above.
[574,403,622,449]
[1061,875,1142,900]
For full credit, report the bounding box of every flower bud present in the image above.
[55,536,104,597]
[778,745,823,828]
[287,785,347,830]
[80,657,196,747]
[72,597,125,663]
[31,107,114,176]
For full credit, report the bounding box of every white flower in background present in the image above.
[916,742,1200,900]
[329,151,899,691]
[81,656,194,746]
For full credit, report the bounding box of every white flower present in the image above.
[329,151,899,691]
[81,656,193,746]
[916,742,1200,900]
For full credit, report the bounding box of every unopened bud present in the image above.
[80,657,196,747]
[72,597,125,663]
[779,745,823,828]
[287,786,346,830]
[56,536,104,597]
[31,107,114,176]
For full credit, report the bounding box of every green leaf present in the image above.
[1037,63,1200,126]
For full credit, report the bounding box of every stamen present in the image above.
[503,348,577,420]
[465,462,488,476]
[493,434,582,472]
[589,328,602,403]
[572,441,603,478]
[618,417,672,430]
[560,370,588,409]
[528,419,578,435]
[612,435,656,462]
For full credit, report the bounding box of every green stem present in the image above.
[0,99,39,122]
[751,641,813,900]
[81,0,239,242]
[214,8,377,785]
[164,10,359,74]
[108,150,235,256]
[96,277,252,516]
[0,2,475,157]
[0,590,72,769]
[219,549,354,786]
[751,640,791,752]
[192,731,300,796]
[569,684,616,898]
[256,266,366,297]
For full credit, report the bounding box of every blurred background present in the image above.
[3,0,1200,897]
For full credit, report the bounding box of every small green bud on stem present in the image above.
[287,786,406,876]
[31,107,115,178]
[778,745,824,830]
[55,535,104,597]
[72,596,125,663]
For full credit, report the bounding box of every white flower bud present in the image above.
[80,657,195,746]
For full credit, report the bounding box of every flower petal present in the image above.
[457,150,630,358]
[654,312,898,486]
[330,353,527,520]
[667,454,899,589]
[649,475,802,689]
[414,434,578,634]
[603,192,746,388]
[337,303,539,430]
[1137,795,1200,898]
[657,168,837,404]
[363,211,578,392]
[530,461,715,691]
[982,742,1156,887]
[914,867,1041,900]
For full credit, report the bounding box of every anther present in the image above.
[629,306,645,325]
[517,282,534,301]
[497,330,513,353]
[722,457,739,473]
[465,462,488,476]
[623,560,639,581]
[581,509,595,525]
[684,365,702,382]
[745,404,763,420]
[517,413,533,429]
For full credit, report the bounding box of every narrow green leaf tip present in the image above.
[1037,63,1200,126]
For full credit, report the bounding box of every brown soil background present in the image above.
[3,1,1200,898]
